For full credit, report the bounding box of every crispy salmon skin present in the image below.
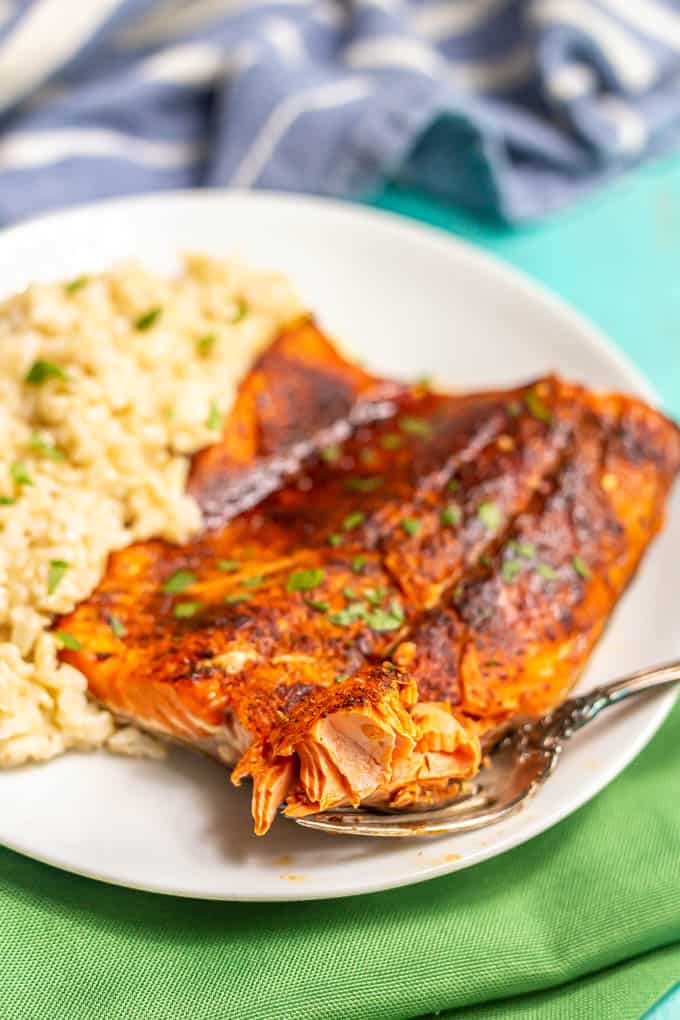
[57,320,680,834]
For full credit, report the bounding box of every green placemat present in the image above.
[4,155,680,1019]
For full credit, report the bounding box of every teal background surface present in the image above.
[372,156,680,1020]
[372,152,680,421]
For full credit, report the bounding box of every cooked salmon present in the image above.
[57,319,680,834]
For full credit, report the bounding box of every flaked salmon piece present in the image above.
[56,322,680,834]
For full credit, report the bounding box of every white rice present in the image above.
[0,254,305,767]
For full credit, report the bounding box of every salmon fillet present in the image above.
[56,318,680,834]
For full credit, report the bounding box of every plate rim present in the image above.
[0,188,675,901]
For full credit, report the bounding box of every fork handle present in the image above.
[531,660,680,743]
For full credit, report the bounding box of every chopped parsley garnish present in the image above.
[0,497,15,506]
[343,510,365,531]
[440,503,462,527]
[536,562,559,580]
[398,415,432,437]
[344,476,383,494]
[304,597,329,613]
[416,375,432,390]
[400,518,421,537]
[217,559,240,572]
[360,448,377,465]
[364,587,386,605]
[47,560,70,595]
[380,433,403,451]
[320,445,341,463]
[452,584,464,602]
[135,306,162,331]
[65,274,90,294]
[447,478,461,493]
[501,559,522,583]
[25,359,68,385]
[55,629,81,651]
[506,400,522,417]
[162,569,196,594]
[365,601,404,632]
[516,541,536,560]
[225,593,249,605]
[196,333,217,357]
[479,554,493,567]
[525,389,552,424]
[173,601,202,618]
[231,298,248,324]
[478,501,503,530]
[572,556,590,579]
[287,568,325,592]
[10,462,33,487]
[351,555,366,573]
[205,400,222,431]
[242,574,264,588]
[30,432,66,461]
[334,674,349,684]
[342,586,358,600]
[108,614,126,638]
[328,533,342,547]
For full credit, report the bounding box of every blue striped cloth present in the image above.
[2,1,680,224]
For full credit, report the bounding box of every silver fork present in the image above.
[294,660,680,838]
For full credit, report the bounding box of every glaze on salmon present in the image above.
[57,319,680,833]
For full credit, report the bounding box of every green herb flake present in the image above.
[572,556,590,579]
[328,533,342,547]
[108,614,126,639]
[25,359,68,386]
[54,629,81,651]
[334,674,349,684]
[415,375,433,390]
[205,399,222,431]
[516,541,536,560]
[0,497,15,506]
[400,518,421,537]
[447,478,461,493]
[478,501,503,530]
[196,333,217,357]
[217,559,240,573]
[365,605,403,632]
[342,586,358,600]
[501,559,522,584]
[287,568,325,592]
[342,510,365,531]
[398,415,432,438]
[351,555,366,573]
[10,465,32,487]
[479,554,493,568]
[364,587,386,605]
[162,569,196,594]
[135,306,162,331]
[536,562,559,581]
[47,560,70,595]
[304,597,329,613]
[242,574,264,588]
[231,298,248,324]
[506,400,522,417]
[358,448,376,466]
[525,389,552,424]
[380,433,403,451]
[65,275,90,294]
[225,593,249,605]
[452,584,464,603]
[320,445,341,463]
[329,603,367,627]
[344,476,383,494]
[30,432,66,461]
[440,503,462,528]
[173,601,203,619]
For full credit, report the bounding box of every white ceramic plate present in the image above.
[1,192,677,902]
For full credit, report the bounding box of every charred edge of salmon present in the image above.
[189,317,405,528]
[231,665,481,835]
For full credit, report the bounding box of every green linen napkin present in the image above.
[3,699,679,1020]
